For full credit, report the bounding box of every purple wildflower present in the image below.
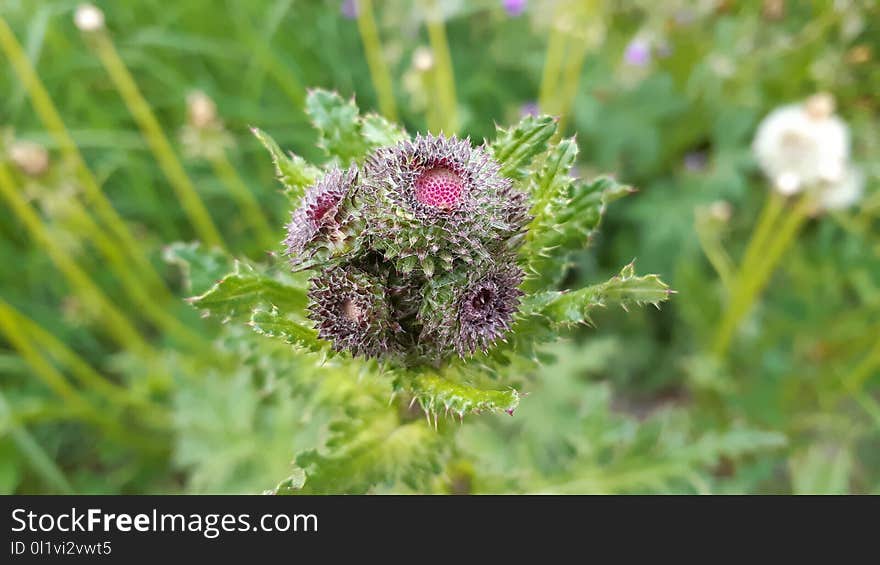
[502,0,527,17]
[623,38,652,67]
[519,101,540,117]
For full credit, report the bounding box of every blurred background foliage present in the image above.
[0,0,878,494]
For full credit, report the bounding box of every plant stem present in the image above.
[0,17,166,291]
[356,0,398,121]
[0,390,74,494]
[3,300,171,429]
[0,162,150,355]
[0,306,136,445]
[712,195,814,357]
[737,191,786,281]
[210,152,277,250]
[87,31,226,250]
[538,12,566,115]
[424,0,458,133]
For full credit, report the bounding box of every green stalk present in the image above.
[424,0,458,133]
[49,191,207,351]
[737,191,786,282]
[0,17,167,292]
[0,390,74,494]
[3,300,170,429]
[87,31,226,250]
[713,195,814,357]
[0,306,134,445]
[538,15,566,115]
[0,162,150,355]
[356,0,399,121]
[210,152,277,250]
[555,37,589,136]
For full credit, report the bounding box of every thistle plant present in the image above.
[189,89,671,428]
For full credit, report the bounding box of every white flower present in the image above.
[74,4,105,32]
[818,165,865,211]
[186,91,218,129]
[752,93,850,195]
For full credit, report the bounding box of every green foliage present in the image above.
[2,0,877,495]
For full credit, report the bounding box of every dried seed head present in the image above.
[74,4,105,32]
[9,141,50,177]
[284,167,358,266]
[186,90,218,129]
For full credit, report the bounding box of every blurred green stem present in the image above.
[0,390,74,494]
[4,301,171,429]
[0,305,146,448]
[0,162,151,355]
[0,17,168,293]
[695,215,735,294]
[211,152,277,250]
[424,0,458,133]
[538,12,566,115]
[87,31,226,251]
[713,195,813,357]
[356,0,398,121]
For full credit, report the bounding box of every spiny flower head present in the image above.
[419,264,524,357]
[360,133,529,276]
[284,167,358,267]
[307,265,401,359]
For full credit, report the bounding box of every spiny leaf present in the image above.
[251,127,320,202]
[361,113,408,148]
[249,308,324,352]
[401,374,520,418]
[296,413,447,494]
[162,241,233,296]
[524,262,673,327]
[187,263,308,321]
[305,89,368,165]
[489,114,558,180]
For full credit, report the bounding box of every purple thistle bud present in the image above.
[623,37,652,67]
[502,0,527,17]
[340,0,358,19]
[362,133,529,275]
[308,265,400,359]
[455,265,524,355]
[284,167,357,266]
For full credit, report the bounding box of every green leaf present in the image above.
[187,263,308,321]
[489,114,558,180]
[251,127,320,202]
[525,262,673,327]
[162,241,234,296]
[361,113,408,148]
[401,373,520,418]
[296,414,448,494]
[305,89,369,165]
[249,308,324,352]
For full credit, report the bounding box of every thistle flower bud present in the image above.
[284,167,358,267]
[308,265,401,358]
[419,264,524,357]
[74,4,105,32]
[9,141,50,177]
[361,134,529,276]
